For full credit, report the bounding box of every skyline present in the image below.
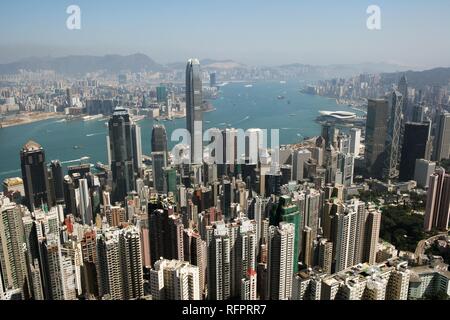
[1,1,450,68]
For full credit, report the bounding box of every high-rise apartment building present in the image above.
[267,222,295,300]
[433,113,450,161]
[150,259,201,300]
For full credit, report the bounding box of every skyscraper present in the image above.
[399,122,431,181]
[414,159,436,189]
[398,75,409,119]
[186,59,203,164]
[108,108,138,203]
[20,141,51,211]
[151,125,168,154]
[267,222,295,300]
[432,113,450,161]
[78,179,93,225]
[151,152,167,193]
[350,128,361,156]
[150,259,201,300]
[0,196,29,295]
[424,169,450,231]
[131,123,143,173]
[362,208,381,265]
[96,227,144,300]
[365,99,389,178]
[206,222,231,300]
[50,160,64,205]
[382,91,403,180]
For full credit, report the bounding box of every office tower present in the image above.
[156,85,168,104]
[324,147,338,184]
[131,123,143,172]
[210,72,217,87]
[293,149,312,181]
[414,159,436,189]
[350,128,361,156]
[151,124,168,154]
[97,227,144,300]
[186,59,203,164]
[398,75,409,119]
[337,153,354,187]
[333,205,357,272]
[424,168,450,231]
[383,91,403,180]
[149,209,184,265]
[362,208,381,265]
[150,259,201,300]
[20,141,51,211]
[412,104,425,123]
[267,222,295,300]
[399,122,431,181]
[264,169,282,197]
[151,152,167,193]
[108,108,137,203]
[206,222,231,300]
[221,180,232,222]
[433,113,450,161]
[365,99,389,178]
[50,161,64,204]
[337,134,351,154]
[0,197,29,295]
[119,226,144,299]
[321,124,338,149]
[78,179,93,225]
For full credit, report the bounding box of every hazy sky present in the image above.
[1,0,450,67]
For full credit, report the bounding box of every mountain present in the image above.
[0,53,164,75]
[167,59,246,71]
[381,67,450,88]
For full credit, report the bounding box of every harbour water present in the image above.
[0,81,360,182]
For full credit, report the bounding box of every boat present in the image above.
[277,95,285,100]
[289,114,296,117]
[245,84,253,88]
[131,115,145,122]
[83,114,104,121]
[73,145,80,150]
[280,81,287,84]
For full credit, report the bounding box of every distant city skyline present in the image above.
[1,1,450,68]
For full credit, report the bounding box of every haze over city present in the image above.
[1,0,450,68]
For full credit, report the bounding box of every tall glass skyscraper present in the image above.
[20,140,51,211]
[382,91,403,181]
[108,108,139,203]
[186,59,203,164]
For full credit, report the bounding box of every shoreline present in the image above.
[0,112,65,129]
